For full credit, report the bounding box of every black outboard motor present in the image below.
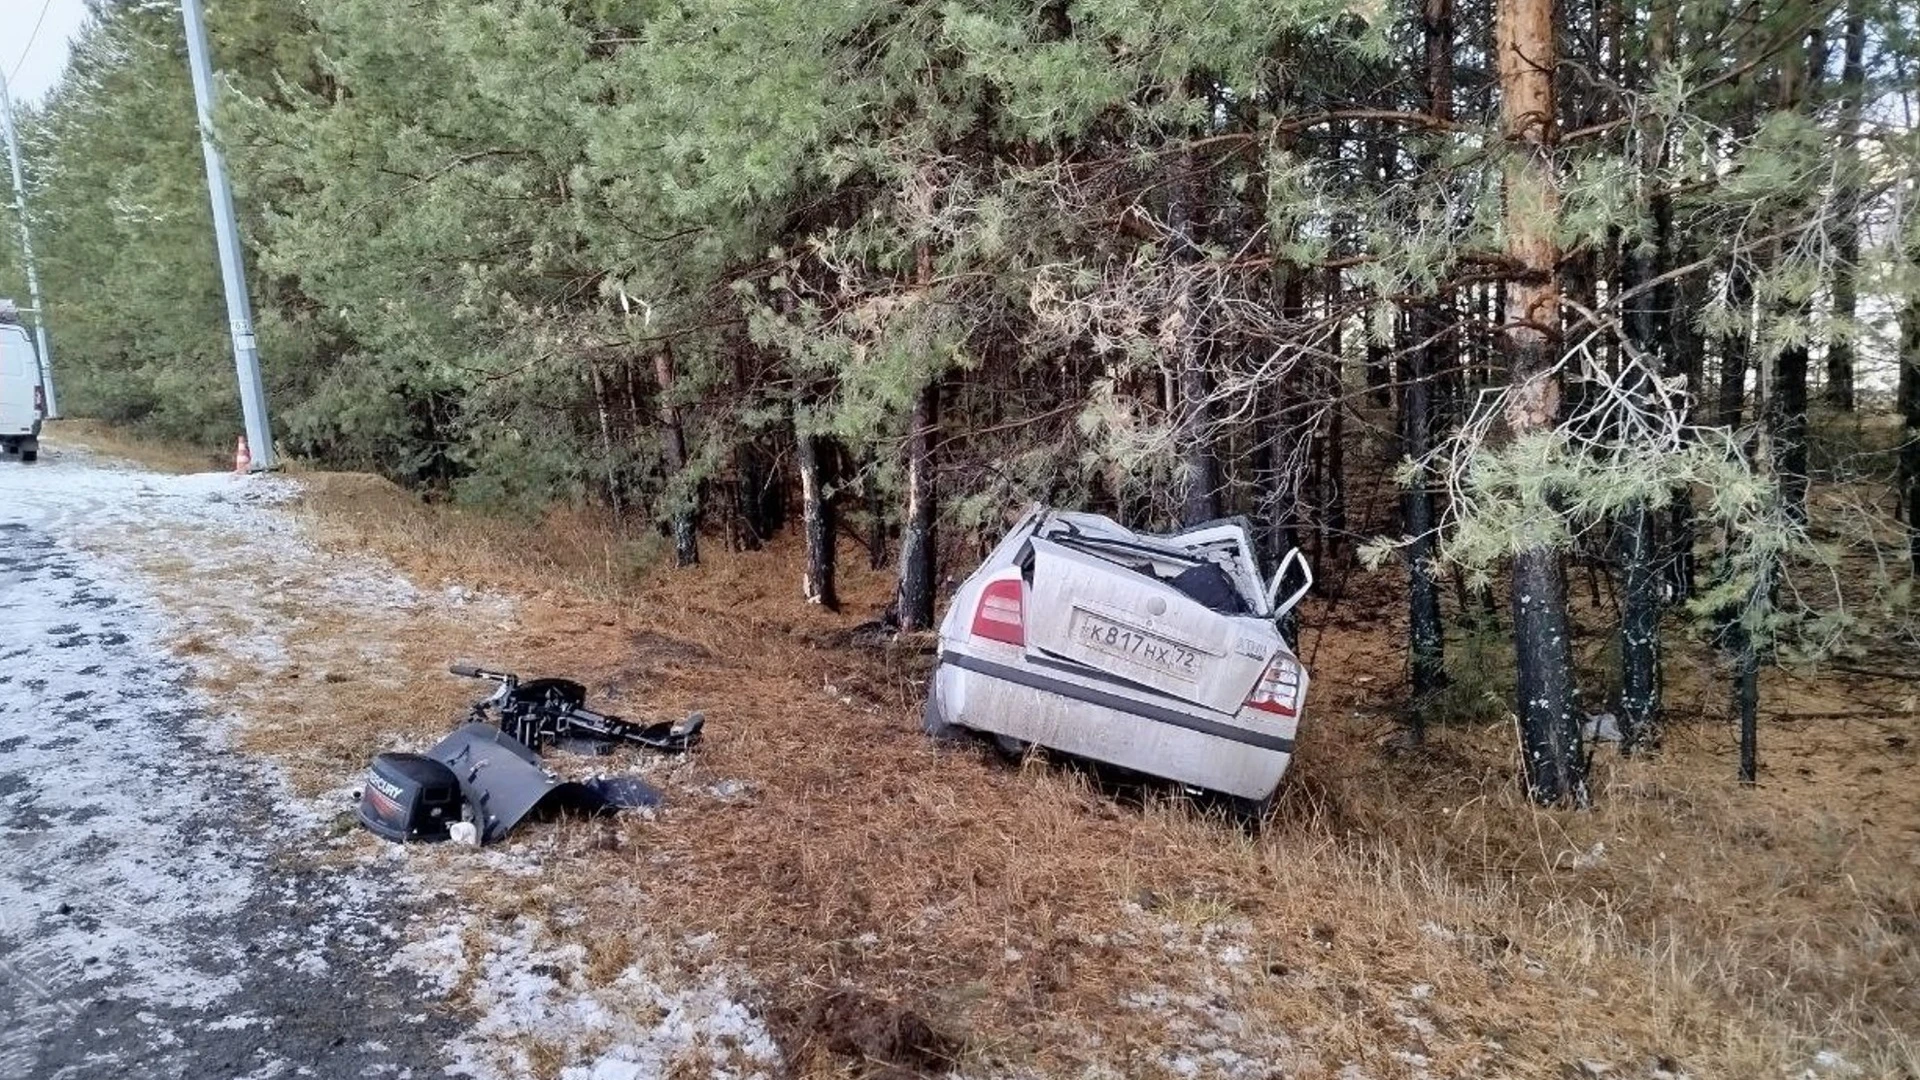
[355,665,690,846]
[358,752,463,842]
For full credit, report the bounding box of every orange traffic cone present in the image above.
[233,435,252,475]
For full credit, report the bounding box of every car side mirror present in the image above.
[1266,548,1313,621]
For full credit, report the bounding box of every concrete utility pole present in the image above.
[0,68,60,417]
[180,0,274,469]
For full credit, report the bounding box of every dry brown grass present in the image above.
[259,477,1920,1080]
[72,445,1908,1078]
[39,418,230,473]
[43,405,1913,1076]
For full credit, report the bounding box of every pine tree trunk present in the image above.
[1178,351,1220,525]
[1772,35,1820,524]
[732,446,766,551]
[587,360,625,525]
[1718,269,1752,428]
[797,419,838,611]
[1325,270,1348,565]
[655,344,699,568]
[1734,620,1760,784]
[1618,497,1660,752]
[1616,0,1670,753]
[1367,340,1392,409]
[866,462,889,571]
[1823,3,1866,411]
[1366,136,1395,408]
[1260,270,1308,585]
[1647,0,1695,600]
[1666,244,1703,598]
[1900,292,1919,575]
[1618,243,1664,753]
[1497,0,1585,804]
[1774,342,1810,523]
[896,377,939,631]
[1170,153,1220,526]
[1403,329,1445,736]
[1401,0,1454,742]
[744,440,788,542]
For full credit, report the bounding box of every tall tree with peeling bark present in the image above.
[1496,0,1585,804]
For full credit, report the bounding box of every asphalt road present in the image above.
[0,449,460,1079]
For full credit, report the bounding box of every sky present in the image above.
[3,0,91,105]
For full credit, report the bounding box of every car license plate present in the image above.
[1073,610,1198,680]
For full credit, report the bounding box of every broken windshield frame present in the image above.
[1038,522,1271,619]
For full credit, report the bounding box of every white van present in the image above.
[1,317,45,463]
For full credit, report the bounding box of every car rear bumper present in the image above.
[933,648,1295,799]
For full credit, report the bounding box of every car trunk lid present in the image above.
[1023,537,1271,715]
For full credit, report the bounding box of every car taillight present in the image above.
[1246,656,1301,716]
[33,386,45,414]
[969,578,1025,646]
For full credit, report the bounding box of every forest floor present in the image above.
[39,420,1919,1080]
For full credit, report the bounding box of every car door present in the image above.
[0,327,39,434]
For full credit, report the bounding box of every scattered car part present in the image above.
[451,664,704,754]
[926,507,1313,815]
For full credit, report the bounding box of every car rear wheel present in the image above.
[1226,791,1276,828]
[20,450,35,463]
[921,677,966,743]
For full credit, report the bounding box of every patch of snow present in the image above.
[0,452,497,1072]
[1568,841,1608,869]
[1806,1049,1861,1077]
[1583,712,1623,743]
[405,915,779,1080]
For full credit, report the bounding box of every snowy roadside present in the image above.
[1,445,779,1079]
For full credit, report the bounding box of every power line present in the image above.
[8,0,57,83]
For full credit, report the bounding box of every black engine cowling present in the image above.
[357,752,462,842]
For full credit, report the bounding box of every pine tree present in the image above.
[1496,0,1585,804]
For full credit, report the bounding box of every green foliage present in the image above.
[0,0,1909,684]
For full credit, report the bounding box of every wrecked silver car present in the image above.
[924,508,1312,813]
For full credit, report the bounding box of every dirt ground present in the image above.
[45,421,1920,1080]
